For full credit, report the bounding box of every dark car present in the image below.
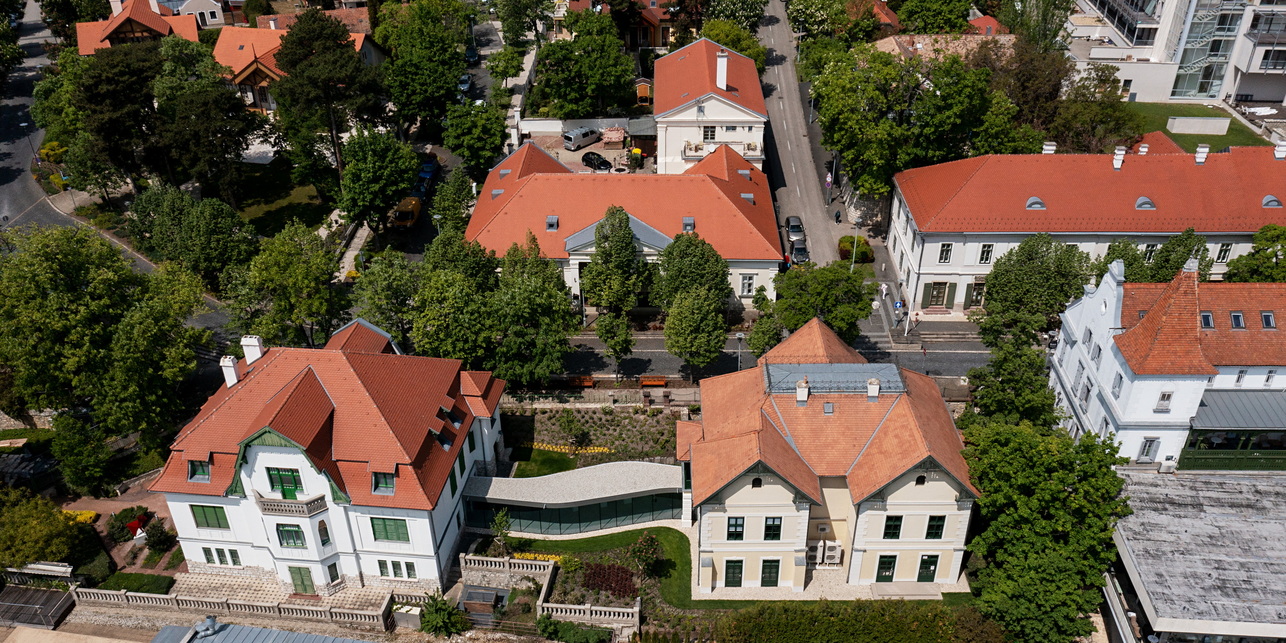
[418,157,441,183]
[465,46,479,64]
[790,239,810,264]
[581,151,612,172]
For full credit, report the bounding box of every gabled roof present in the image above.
[654,38,766,119]
[1130,130,1186,155]
[1116,264,1286,372]
[679,318,976,506]
[325,318,399,354]
[466,143,782,262]
[75,0,200,55]
[150,323,504,510]
[895,146,1286,234]
[212,25,368,80]
[256,7,371,33]
[966,15,1008,34]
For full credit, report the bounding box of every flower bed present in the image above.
[501,407,676,467]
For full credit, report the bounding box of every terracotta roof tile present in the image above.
[760,318,868,365]
[466,143,782,262]
[255,7,371,33]
[325,319,396,354]
[895,147,1286,234]
[213,25,365,79]
[1114,266,1217,375]
[873,33,1015,60]
[654,38,766,118]
[966,15,1008,34]
[75,0,199,55]
[1131,131,1185,155]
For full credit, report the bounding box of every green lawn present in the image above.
[513,448,577,478]
[238,158,331,236]
[1124,102,1270,152]
[99,572,176,594]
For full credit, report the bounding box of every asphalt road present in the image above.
[0,0,64,231]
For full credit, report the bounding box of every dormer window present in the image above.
[188,460,210,482]
[441,406,462,428]
[499,169,512,179]
[1264,195,1282,208]
[1231,311,1246,329]
[373,472,395,495]
[1135,196,1156,210]
[682,216,695,232]
[546,216,559,231]
[1263,311,1276,329]
[1025,196,1045,210]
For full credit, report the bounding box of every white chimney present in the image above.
[1041,142,1056,155]
[1195,143,1210,165]
[268,17,278,29]
[715,49,729,91]
[147,0,160,14]
[1138,144,1149,156]
[866,377,880,401]
[241,335,265,365]
[1112,146,1126,170]
[109,0,123,15]
[1275,141,1286,160]
[220,356,243,388]
[795,377,809,406]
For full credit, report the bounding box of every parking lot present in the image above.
[529,135,639,173]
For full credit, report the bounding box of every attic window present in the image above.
[441,406,462,428]
[751,477,763,488]
[739,193,755,204]
[682,217,695,232]
[499,169,512,178]
[823,402,834,415]
[491,189,504,199]
[915,475,927,486]
[1025,196,1045,210]
[737,169,751,180]
[188,460,210,482]
[1135,196,1156,210]
[546,216,559,231]
[238,45,245,50]
[1265,195,1282,208]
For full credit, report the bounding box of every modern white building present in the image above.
[466,142,784,305]
[1065,0,1286,102]
[151,320,506,596]
[887,143,1286,318]
[1051,258,1286,470]
[676,319,976,594]
[653,39,767,175]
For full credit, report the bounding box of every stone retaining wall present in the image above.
[71,587,393,631]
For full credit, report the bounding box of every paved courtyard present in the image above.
[169,574,390,611]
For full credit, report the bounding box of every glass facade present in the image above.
[1171,2,1242,98]
[1180,429,1286,470]
[466,493,683,535]
[1086,0,1160,44]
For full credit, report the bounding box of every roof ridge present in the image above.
[342,351,416,463]
[173,349,287,450]
[919,155,989,230]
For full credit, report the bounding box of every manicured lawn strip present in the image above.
[99,572,176,594]
[940,592,977,607]
[164,547,186,570]
[238,159,330,236]
[1124,102,1270,151]
[514,448,578,478]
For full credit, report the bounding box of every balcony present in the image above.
[682,140,764,160]
[254,490,328,517]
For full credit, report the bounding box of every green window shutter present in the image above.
[945,283,957,309]
[457,451,465,475]
[449,469,458,495]
[963,284,974,310]
[203,548,215,564]
[192,505,229,529]
[372,518,387,541]
[372,518,410,542]
[216,549,228,565]
[920,283,933,309]
[467,430,476,452]
[392,519,409,541]
[392,561,403,578]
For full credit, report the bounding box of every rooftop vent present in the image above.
[546,215,559,231]
[1265,195,1282,208]
[682,216,695,232]
[1138,143,1149,155]
[740,193,755,204]
[737,169,751,180]
[491,189,504,199]
[823,402,834,415]
[795,377,809,407]
[194,616,219,639]
[499,169,511,178]
[1276,141,1286,160]
[1195,143,1210,165]
[1135,196,1155,210]
[1025,196,1045,210]
[1112,146,1126,171]
[1041,141,1056,154]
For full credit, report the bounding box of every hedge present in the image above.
[716,601,1004,643]
[98,572,176,594]
[74,550,114,587]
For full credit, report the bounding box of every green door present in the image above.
[876,555,896,582]
[761,560,780,588]
[724,560,743,588]
[917,555,939,583]
[269,468,302,500]
[288,566,315,594]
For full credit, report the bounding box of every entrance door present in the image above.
[876,555,896,582]
[288,566,315,594]
[724,560,743,588]
[761,560,780,588]
[917,555,939,583]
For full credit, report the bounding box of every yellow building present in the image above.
[676,319,977,594]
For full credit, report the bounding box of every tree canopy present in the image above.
[351,251,422,346]
[701,20,767,73]
[529,34,634,119]
[1226,224,1286,283]
[771,261,874,343]
[654,233,732,309]
[706,0,769,32]
[0,488,80,569]
[338,129,420,229]
[129,184,258,288]
[897,0,970,33]
[377,0,472,125]
[975,233,1090,345]
[444,101,507,180]
[664,288,728,379]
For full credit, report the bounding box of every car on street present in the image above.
[391,197,422,230]
[785,216,806,242]
[458,73,472,93]
[581,151,613,172]
[465,46,479,64]
[789,239,810,265]
[418,157,441,183]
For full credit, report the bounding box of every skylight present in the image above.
[1025,196,1045,210]
[1135,196,1156,210]
[1265,195,1282,208]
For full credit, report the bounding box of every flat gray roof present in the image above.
[1192,389,1286,429]
[464,461,683,508]
[1115,470,1286,634]
[151,623,379,643]
[764,363,904,395]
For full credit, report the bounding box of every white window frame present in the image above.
[938,243,953,264]
[740,274,755,297]
[1216,243,1232,263]
[1236,369,1248,386]
[1111,372,1123,398]
[1155,391,1173,412]
[1268,370,1277,387]
[978,243,994,265]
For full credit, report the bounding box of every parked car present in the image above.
[563,127,601,151]
[418,157,441,183]
[410,178,430,199]
[465,46,479,64]
[458,73,472,93]
[391,197,422,229]
[789,239,810,264]
[785,216,806,242]
[581,151,613,172]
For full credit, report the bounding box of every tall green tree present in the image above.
[444,101,507,180]
[429,168,475,234]
[409,269,492,367]
[64,131,127,204]
[971,91,1044,156]
[160,86,263,206]
[701,20,767,73]
[50,413,113,495]
[223,222,349,347]
[495,0,551,44]
[964,422,1130,643]
[962,343,1060,428]
[0,488,79,569]
[32,49,91,146]
[1147,227,1212,282]
[529,34,634,119]
[338,129,420,229]
[654,233,732,309]
[130,184,257,288]
[563,8,617,36]
[976,233,1090,346]
[1225,224,1286,283]
[1089,238,1147,282]
[377,0,472,126]
[596,311,635,373]
[74,41,163,185]
[771,261,873,343]
[488,235,578,386]
[786,0,847,38]
[1049,63,1143,153]
[582,206,647,313]
[151,36,229,109]
[706,0,768,32]
[999,0,1075,53]
[665,288,728,380]
[351,252,422,346]
[486,45,526,88]
[897,0,970,33]
[423,229,500,292]
[967,37,1074,131]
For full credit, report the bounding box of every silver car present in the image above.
[785,216,806,242]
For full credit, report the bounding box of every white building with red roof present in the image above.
[151,320,505,596]
[653,39,767,174]
[676,319,977,595]
[75,0,200,56]
[212,25,382,113]
[467,142,784,303]
[887,144,1286,317]
[1054,258,1286,470]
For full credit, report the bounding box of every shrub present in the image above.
[419,593,471,636]
[560,555,583,574]
[39,141,68,163]
[144,521,176,553]
[626,532,663,577]
[141,548,165,569]
[74,550,114,587]
[538,615,613,643]
[63,510,98,524]
[583,563,636,598]
[716,600,1005,643]
[125,545,142,566]
[107,506,150,544]
[838,235,874,263]
[164,547,186,570]
[99,572,175,594]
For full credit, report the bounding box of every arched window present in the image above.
[318,520,331,546]
[1264,195,1282,208]
[915,475,927,486]
[751,477,763,488]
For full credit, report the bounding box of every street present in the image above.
[0,0,64,231]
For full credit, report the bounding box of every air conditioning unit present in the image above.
[806,541,822,564]
[1158,456,1178,474]
[823,542,843,564]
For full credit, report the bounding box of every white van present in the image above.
[563,127,601,151]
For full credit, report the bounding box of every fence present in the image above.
[458,554,555,591]
[71,587,394,631]
[537,596,641,631]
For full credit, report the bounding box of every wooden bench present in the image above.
[640,376,668,387]
[566,375,595,388]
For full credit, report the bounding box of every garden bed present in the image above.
[501,407,677,469]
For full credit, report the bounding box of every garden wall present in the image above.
[71,587,393,631]
[458,554,555,591]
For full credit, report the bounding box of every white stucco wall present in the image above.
[655,97,766,174]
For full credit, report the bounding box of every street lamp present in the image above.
[735,332,745,371]
[17,123,37,162]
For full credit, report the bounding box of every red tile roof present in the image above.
[255,7,371,33]
[466,143,782,262]
[895,146,1286,234]
[213,25,367,79]
[150,327,504,510]
[654,38,766,118]
[76,0,199,55]
[1130,131,1186,155]
[1116,266,1286,373]
[678,318,976,506]
[325,319,397,354]
[966,15,1008,34]
[873,33,1016,60]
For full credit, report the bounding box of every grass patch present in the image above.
[164,547,186,570]
[0,428,55,454]
[99,572,176,594]
[514,448,577,478]
[141,548,166,569]
[1124,102,1270,151]
[941,592,976,607]
[238,158,330,236]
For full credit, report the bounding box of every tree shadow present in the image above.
[760,14,780,27]
[766,51,787,69]
[564,344,610,375]
[852,335,892,364]
[618,356,652,378]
